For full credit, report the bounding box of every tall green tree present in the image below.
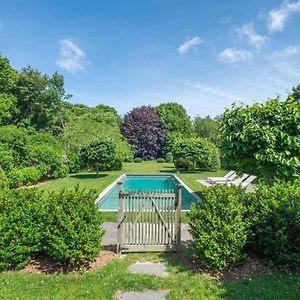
[291,85,300,101]
[156,102,192,135]
[14,67,70,133]
[194,115,219,144]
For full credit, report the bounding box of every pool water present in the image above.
[97,175,198,211]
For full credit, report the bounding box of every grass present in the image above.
[36,161,227,222]
[0,253,299,300]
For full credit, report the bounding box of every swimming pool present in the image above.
[96,174,200,211]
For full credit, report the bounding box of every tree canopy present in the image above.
[122,106,165,159]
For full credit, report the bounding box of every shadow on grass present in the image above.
[70,173,108,179]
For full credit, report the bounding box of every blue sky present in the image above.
[1,0,300,117]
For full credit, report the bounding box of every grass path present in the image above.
[1,253,299,300]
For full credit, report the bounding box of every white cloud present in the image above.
[236,23,268,48]
[178,37,203,55]
[218,48,253,63]
[267,0,300,32]
[272,45,299,58]
[56,39,87,73]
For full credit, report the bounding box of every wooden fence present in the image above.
[117,181,182,253]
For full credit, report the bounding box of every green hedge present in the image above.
[188,181,300,271]
[189,185,248,271]
[0,187,104,271]
[7,166,43,188]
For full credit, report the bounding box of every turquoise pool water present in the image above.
[97,175,198,211]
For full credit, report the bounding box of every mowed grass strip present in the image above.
[0,253,299,300]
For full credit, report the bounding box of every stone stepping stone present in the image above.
[128,262,168,277]
[117,290,168,300]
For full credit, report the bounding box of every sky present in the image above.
[1,0,300,117]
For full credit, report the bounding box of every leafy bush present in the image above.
[44,187,104,266]
[220,97,300,179]
[7,166,43,188]
[189,185,248,271]
[0,189,45,270]
[134,157,143,163]
[67,151,81,173]
[172,137,220,170]
[0,167,8,189]
[245,182,300,268]
[157,158,166,163]
[165,152,173,163]
[80,136,122,172]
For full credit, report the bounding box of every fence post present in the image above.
[117,181,123,253]
[175,183,182,250]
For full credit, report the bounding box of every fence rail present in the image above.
[117,182,182,253]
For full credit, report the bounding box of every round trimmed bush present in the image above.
[44,186,104,266]
[134,157,143,163]
[165,152,173,163]
[157,158,166,163]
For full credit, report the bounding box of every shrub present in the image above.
[44,187,104,266]
[245,182,300,268]
[165,152,173,163]
[0,167,8,189]
[157,158,166,163]
[7,166,43,188]
[172,137,220,170]
[67,151,81,173]
[189,185,248,271]
[80,136,122,172]
[0,189,45,271]
[134,157,143,163]
[174,157,194,170]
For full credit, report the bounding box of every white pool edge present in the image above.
[95,173,203,211]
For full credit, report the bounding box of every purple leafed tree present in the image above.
[122,105,165,160]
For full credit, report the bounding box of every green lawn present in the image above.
[37,161,226,194]
[1,253,299,300]
[35,161,227,222]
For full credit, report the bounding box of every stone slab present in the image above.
[128,262,168,277]
[117,290,168,300]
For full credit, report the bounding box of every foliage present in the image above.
[7,166,43,188]
[156,102,193,135]
[220,97,300,179]
[14,67,69,133]
[80,136,121,172]
[194,115,219,144]
[189,185,249,271]
[157,158,166,163]
[44,187,104,266]
[172,136,220,170]
[291,84,300,101]
[0,167,8,189]
[122,105,165,159]
[0,189,45,270]
[0,187,104,271]
[244,181,300,268]
[134,157,143,163]
[165,152,173,163]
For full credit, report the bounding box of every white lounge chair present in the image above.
[207,170,236,183]
[226,173,249,186]
[240,175,257,189]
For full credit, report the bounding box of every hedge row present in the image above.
[189,181,300,272]
[0,186,104,271]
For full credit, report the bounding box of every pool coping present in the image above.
[95,173,202,211]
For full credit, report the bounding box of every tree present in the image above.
[194,115,219,144]
[122,106,165,159]
[220,97,300,179]
[80,136,121,173]
[14,67,70,133]
[291,85,300,101]
[172,136,220,170]
[156,102,192,135]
